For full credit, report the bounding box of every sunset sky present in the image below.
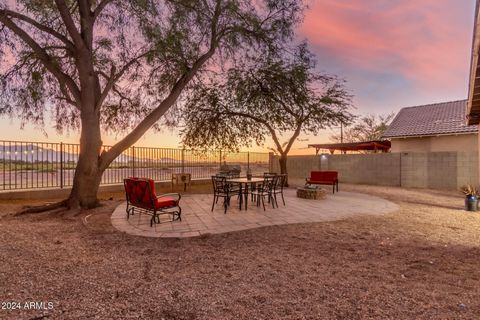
[0,0,476,154]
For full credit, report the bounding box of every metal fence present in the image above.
[0,140,272,190]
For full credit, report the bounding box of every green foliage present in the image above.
[181,43,354,154]
[0,0,304,134]
[330,113,395,143]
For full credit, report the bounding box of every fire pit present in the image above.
[296,185,327,200]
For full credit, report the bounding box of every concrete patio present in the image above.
[111,189,399,238]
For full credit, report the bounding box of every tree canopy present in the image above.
[0,0,304,208]
[0,0,303,133]
[181,44,354,155]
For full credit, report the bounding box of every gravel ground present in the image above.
[0,184,479,319]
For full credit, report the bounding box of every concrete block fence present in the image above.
[272,152,478,190]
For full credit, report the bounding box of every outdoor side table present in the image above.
[171,173,191,191]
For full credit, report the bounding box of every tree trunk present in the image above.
[67,165,103,209]
[279,153,289,187]
[67,106,104,209]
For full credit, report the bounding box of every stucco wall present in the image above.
[391,134,478,153]
[273,152,478,190]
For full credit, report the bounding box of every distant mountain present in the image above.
[0,144,74,162]
[0,144,182,164]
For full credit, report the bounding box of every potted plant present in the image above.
[461,185,479,212]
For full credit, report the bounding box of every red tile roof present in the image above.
[382,100,478,138]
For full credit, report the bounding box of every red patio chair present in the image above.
[124,177,181,226]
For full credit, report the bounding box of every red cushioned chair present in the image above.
[306,171,339,194]
[124,177,181,226]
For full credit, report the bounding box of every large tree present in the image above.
[181,44,353,180]
[0,0,303,209]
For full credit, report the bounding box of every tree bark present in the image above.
[279,153,289,187]
[65,116,104,209]
[67,110,104,208]
[67,50,104,209]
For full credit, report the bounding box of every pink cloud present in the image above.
[299,0,474,91]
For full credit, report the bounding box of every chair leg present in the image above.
[261,195,266,211]
[224,197,228,214]
[281,191,285,206]
[211,195,216,211]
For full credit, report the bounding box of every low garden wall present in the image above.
[272,152,479,190]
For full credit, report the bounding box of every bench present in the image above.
[124,177,181,226]
[306,171,339,194]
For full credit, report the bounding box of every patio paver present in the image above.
[111,189,399,238]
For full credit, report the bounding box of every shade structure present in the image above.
[308,140,391,154]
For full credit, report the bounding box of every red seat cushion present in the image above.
[154,196,177,209]
[307,179,336,185]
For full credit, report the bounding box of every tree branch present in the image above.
[96,50,152,109]
[0,9,75,51]
[93,0,115,21]
[0,13,81,103]
[98,48,217,170]
[284,122,303,154]
[54,0,84,47]
[204,108,284,154]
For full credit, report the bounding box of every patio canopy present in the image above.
[308,140,391,154]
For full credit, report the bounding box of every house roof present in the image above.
[467,0,480,125]
[383,100,478,138]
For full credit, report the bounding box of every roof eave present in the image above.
[383,131,478,139]
[467,0,480,125]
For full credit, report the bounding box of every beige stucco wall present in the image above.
[391,134,478,153]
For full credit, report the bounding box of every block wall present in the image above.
[273,152,479,190]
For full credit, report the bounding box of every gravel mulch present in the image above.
[0,184,479,319]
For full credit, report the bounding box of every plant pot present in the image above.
[465,195,478,212]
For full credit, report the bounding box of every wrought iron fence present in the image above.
[0,140,272,190]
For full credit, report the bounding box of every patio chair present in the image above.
[249,172,273,199]
[215,173,241,194]
[249,176,277,210]
[124,178,181,227]
[272,174,287,206]
[212,176,235,214]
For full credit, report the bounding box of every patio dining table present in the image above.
[226,177,264,210]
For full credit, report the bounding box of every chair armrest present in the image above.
[157,193,181,203]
